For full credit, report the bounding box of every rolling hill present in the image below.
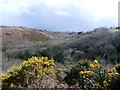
[1,26,120,71]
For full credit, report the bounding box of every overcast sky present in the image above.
[0,0,119,32]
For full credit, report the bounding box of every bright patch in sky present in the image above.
[0,0,119,31]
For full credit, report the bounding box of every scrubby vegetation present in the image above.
[1,26,120,89]
[64,59,120,90]
[3,27,120,65]
[1,57,120,89]
[1,56,56,88]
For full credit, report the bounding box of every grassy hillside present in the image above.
[1,26,120,70]
[1,26,120,89]
[2,26,51,42]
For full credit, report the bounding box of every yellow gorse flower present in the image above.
[1,56,56,88]
[94,60,98,64]
[108,69,114,73]
[80,71,94,76]
[95,82,103,89]
[57,68,63,72]
[90,60,100,69]
[103,80,109,90]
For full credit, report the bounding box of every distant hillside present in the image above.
[2,26,120,71]
[108,29,119,33]
[1,26,51,42]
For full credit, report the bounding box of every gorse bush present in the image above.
[64,60,89,86]
[64,59,120,89]
[5,46,67,63]
[79,60,120,90]
[1,56,120,89]
[108,64,120,90]
[115,64,120,74]
[1,56,55,88]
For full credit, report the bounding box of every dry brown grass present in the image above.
[23,30,50,41]
[2,26,51,42]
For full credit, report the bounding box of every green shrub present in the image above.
[109,74,120,90]
[115,64,120,74]
[64,60,89,86]
[79,60,120,90]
